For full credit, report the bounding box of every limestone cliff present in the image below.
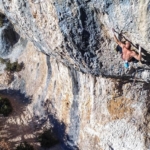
[0,0,150,150]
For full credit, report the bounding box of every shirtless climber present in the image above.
[112,28,141,68]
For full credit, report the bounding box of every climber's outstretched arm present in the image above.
[138,46,142,61]
[112,28,124,48]
[131,46,142,61]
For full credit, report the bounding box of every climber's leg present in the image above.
[115,45,122,54]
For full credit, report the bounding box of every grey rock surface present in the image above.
[0,1,150,150]
[0,0,150,77]
[0,42,149,150]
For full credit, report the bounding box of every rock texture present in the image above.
[0,0,150,150]
[0,12,19,57]
[0,42,149,150]
[0,0,150,76]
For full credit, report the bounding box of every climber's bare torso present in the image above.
[112,28,142,61]
[120,43,139,61]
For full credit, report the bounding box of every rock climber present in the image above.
[112,28,141,68]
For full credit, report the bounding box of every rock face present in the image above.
[0,13,19,57]
[0,0,150,75]
[0,0,150,150]
[0,42,150,150]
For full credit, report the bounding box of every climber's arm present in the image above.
[131,47,142,61]
[112,29,124,48]
[114,34,124,48]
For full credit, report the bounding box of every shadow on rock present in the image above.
[32,110,79,150]
[0,13,20,56]
[0,89,33,148]
[0,90,79,149]
[140,48,150,65]
[0,89,31,105]
[3,25,20,47]
[0,89,32,119]
[134,44,150,66]
[48,114,79,150]
[34,113,79,150]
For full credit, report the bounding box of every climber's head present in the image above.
[125,41,131,49]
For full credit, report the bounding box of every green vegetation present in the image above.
[0,58,7,64]
[0,57,24,72]
[0,15,3,27]
[5,60,24,72]
[0,97,12,116]
[0,13,5,27]
[15,142,34,150]
[38,129,59,148]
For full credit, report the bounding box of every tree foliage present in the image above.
[0,97,12,116]
[38,129,59,148]
[5,60,24,72]
[0,14,4,27]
